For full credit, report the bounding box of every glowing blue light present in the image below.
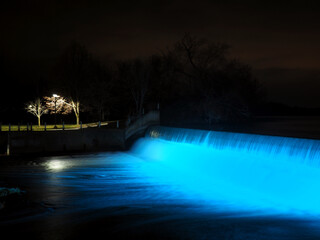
[131,127,320,216]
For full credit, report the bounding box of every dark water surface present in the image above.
[1,150,320,239]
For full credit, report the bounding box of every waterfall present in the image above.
[147,126,320,166]
[130,126,320,216]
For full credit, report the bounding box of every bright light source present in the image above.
[46,160,68,171]
[53,94,59,98]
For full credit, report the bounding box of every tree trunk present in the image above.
[101,109,105,122]
[38,116,41,127]
[71,99,80,125]
[76,101,80,125]
[76,114,79,125]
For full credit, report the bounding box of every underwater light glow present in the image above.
[131,126,320,216]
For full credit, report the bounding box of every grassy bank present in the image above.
[0,124,79,131]
[0,121,120,131]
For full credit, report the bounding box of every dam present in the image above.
[1,126,320,239]
[141,126,320,215]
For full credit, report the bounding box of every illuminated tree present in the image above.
[44,96,72,127]
[25,98,48,126]
[68,98,80,125]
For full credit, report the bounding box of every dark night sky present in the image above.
[1,0,320,107]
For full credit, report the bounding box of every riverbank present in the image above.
[0,111,160,157]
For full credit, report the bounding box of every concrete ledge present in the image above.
[2,128,125,155]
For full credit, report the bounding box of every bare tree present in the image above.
[44,96,72,127]
[118,59,151,117]
[165,33,260,124]
[87,60,114,121]
[25,98,48,126]
[55,42,91,125]
[68,98,80,125]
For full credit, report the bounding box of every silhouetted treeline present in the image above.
[0,34,273,126]
[158,34,263,126]
[257,102,320,116]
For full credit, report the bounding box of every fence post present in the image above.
[98,121,101,128]
[63,122,65,130]
[6,132,10,156]
[157,102,160,110]
[117,120,119,128]
[8,123,11,132]
[30,123,33,131]
[44,122,47,131]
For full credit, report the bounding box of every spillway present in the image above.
[131,126,320,216]
[2,126,320,239]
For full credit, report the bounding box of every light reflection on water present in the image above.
[40,153,197,209]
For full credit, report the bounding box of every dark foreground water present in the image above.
[1,128,320,239]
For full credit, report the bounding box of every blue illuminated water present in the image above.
[2,126,320,239]
[136,126,320,216]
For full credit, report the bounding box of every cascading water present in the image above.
[131,126,320,216]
